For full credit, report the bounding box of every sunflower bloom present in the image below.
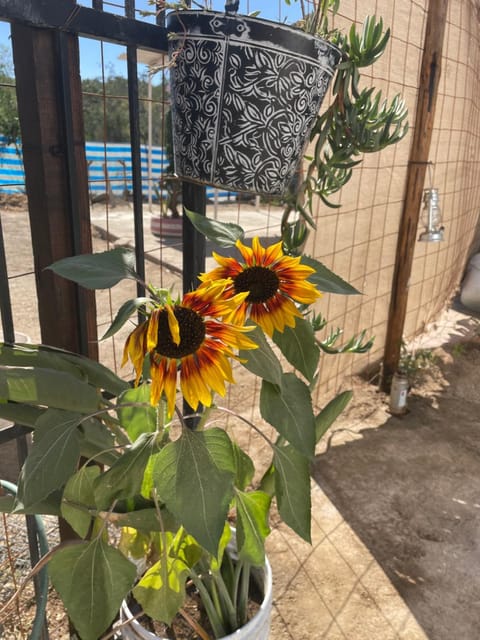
[122,280,256,416]
[200,237,320,336]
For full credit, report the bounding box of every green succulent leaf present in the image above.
[260,373,316,457]
[153,428,235,555]
[272,444,311,543]
[48,539,136,640]
[47,247,138,289]
[185,209,244,247]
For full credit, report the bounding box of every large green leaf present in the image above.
[48,539,136,640]
[260,374,316,457]
[272,318,320,382]
[101,297,150,340]
[117,383,157,441]
[77,417,119,466]
[239,325,283,386]
[302,255,360,295]
[153,428,235,554]
[47,247,138,289]
[94,432,157,509]
[0,495,15,512]
[108,507,176,533]
[133,530,202,624]
[0,366,100,413]
[0,401,44,427]
[235,490,271,566]
[273,444,311,543]
[315,390,353,443]
[185,209,244,247]
[17,410,82,508]
[61,466,100,538]
[0,343,128,397]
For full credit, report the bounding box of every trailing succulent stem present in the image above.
[282,13,408,250]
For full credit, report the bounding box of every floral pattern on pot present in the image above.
[168,11,341,196]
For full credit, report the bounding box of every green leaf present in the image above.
[153,428,235,554]
[94,432,157,509]
[273,444,311,542]
[0,401,44,427]
[0,365,100,413]
[239,325,283,386]
[12,490,62,516]
[77,418,119,466]
[231,442,254,490]
[272,318,320,382]
[47,247,138,289]
[235,490,271,566]
[48,539,136,640]
[61,466,100,538]
[101,297,150,340]
[133,530,202,625]
[301,255,360,295]
[17,410,82,508]
[185,209,244,247]
[117,383,157,441]
[260,374,316,457]
[108,507,176,533]
[315,390,352,443]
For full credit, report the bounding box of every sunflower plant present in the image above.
[0,213,364,640]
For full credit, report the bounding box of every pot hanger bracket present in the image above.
[225,0,239,15]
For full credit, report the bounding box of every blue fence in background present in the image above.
[0,136,236,202]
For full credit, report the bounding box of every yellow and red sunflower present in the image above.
[200,237,320,336]
[122,279,256,416]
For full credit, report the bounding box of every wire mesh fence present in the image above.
[0,0,480,637]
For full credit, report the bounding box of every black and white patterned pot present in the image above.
[167,10,341,196]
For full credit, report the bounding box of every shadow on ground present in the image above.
[312,340,480,640]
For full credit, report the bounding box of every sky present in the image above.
[0,1,302,81]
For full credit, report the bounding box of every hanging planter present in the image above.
[167,8,341,196]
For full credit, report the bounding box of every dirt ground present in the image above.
[312,322,480,640]
[1,202,480,639]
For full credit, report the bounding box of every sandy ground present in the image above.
[1,201,480,639]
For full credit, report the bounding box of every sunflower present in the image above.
[200,237,320,336]
[122,280,256,416]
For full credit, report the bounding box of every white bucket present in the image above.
[119,554,272,640]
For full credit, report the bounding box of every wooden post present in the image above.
[382,0,449,390]
[11,23,98,358]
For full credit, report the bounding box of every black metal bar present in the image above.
[0,1,168,53]
[55,30,90,356]
[124,0,146,300]
[182,183,207,294]
[0,211,15,343]
[0,424,31,445]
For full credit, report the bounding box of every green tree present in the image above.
[0,45,20,147]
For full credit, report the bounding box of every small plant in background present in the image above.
[398,340,437,386]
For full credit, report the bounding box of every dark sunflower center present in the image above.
[156,306,205,358]
[233,266,280,303]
